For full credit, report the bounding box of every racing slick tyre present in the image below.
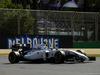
[77,50,86,55]
[54,51,65,64]
[8,51,20,64]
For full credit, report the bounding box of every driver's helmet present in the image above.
[43,41,48,46]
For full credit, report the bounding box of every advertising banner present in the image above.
[0,35,73,49]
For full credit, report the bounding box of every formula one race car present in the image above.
[8,43,96,64]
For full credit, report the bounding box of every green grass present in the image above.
[87,54,100,57]
[0,54,8,56]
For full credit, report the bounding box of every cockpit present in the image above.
[32,44,48,50]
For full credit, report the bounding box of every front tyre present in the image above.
[8,52,20,64]
[54,51,65,64]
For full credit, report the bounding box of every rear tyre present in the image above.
[8,52,20,64]
[54,51,65,64]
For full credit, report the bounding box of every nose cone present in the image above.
[81,54,89,61]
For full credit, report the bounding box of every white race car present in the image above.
[8,43,96,64]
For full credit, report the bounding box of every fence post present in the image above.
[45,10,51,35]
[18,17,20,35]
[71,11,76,38]
[95,13,99,41]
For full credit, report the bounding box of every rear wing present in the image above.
[12,44,30,51]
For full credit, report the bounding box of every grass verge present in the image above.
[87,54,100,57]
[0,54,8,56]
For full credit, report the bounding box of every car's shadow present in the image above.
[3,61,95,65]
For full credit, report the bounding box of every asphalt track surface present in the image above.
[0,56,100,75]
